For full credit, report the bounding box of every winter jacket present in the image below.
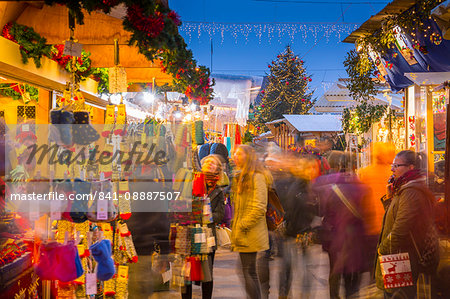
[273,174,314,238]
[207,186,225,251]
[231,173,269,253]
[375,178,438,291]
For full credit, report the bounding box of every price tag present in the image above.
[97,198,108,220]
[117,265,128,281]
[119,180,129,191]
[63,40,83,57]
[201,233,206,243]
[207,237,216,248]
[203,203,211,215]
[194,233,202,243]
[85,273,97,295]
[22,124,29,132]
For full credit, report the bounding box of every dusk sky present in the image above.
[170,0,389,97]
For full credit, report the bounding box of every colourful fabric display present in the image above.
[190,226,203,255]
[192,173,206,197]
[192,120,204,145]
[225,137,231,155]
[175,226,191,255]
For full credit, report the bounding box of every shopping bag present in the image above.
[379,252,414,289]
[216,226,231,248]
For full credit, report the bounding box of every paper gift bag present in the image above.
[379,252,414,289]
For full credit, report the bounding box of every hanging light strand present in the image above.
[180,21,360,44]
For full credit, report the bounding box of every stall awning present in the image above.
[405,72,450,85]
[432,0,450,39]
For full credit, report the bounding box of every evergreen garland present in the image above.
[43,0,214,103]
[1,22,52,68]
[0,83,39,102]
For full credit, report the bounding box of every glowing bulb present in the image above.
[174,112,182,119]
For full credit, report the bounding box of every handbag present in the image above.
[216,226,231,248]
[379,252,414,289]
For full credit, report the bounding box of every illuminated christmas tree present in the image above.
[253,46,315,132]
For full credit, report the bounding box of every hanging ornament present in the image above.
[261,90,265,94]
[430,33,442,45]
[261,104,265,108]
[286,82,289,85]
[268,65,272,68]
[392,52,398,58]
[385,61,393,69]
[301,98,305,102]
[308,78,312,82]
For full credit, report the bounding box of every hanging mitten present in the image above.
[89,239,115,281]
[72,111,100,145]
[114,103,126,136]
[70,178,90,223]
[102,104,115,137]
[58,110,75,145]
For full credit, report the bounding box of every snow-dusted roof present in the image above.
[283,114,342,132]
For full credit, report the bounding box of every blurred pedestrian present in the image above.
[269,154,316,299]
[357,142,396,271]
[312,151,368,299]
[231,144,270,299]
[375,150,439,298]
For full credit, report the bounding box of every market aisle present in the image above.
[150,244,333,298]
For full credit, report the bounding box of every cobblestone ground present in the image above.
[149,244,382,299]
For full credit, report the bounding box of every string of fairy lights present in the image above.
[179,21,360,44]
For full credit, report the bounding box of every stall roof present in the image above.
[283,114,342,132]
[405,72,450,85]
[343,0,416,43]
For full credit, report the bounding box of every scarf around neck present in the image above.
[392,169,423,194]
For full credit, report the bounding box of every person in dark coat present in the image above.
[375,150,439,298]
[182,154,225,299]
[270,154,316,299]
[312,151,369,299]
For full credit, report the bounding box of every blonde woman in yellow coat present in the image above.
[231,144,270,299]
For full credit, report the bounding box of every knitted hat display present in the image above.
[198,143,211,161]
[210,143,229,164]
[102,104,115,137]
[70,179,90,223]
[72,111,100,145]
[89,239,115,281]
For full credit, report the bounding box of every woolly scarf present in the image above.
[392,169,423,195]
[204,171,219,190]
